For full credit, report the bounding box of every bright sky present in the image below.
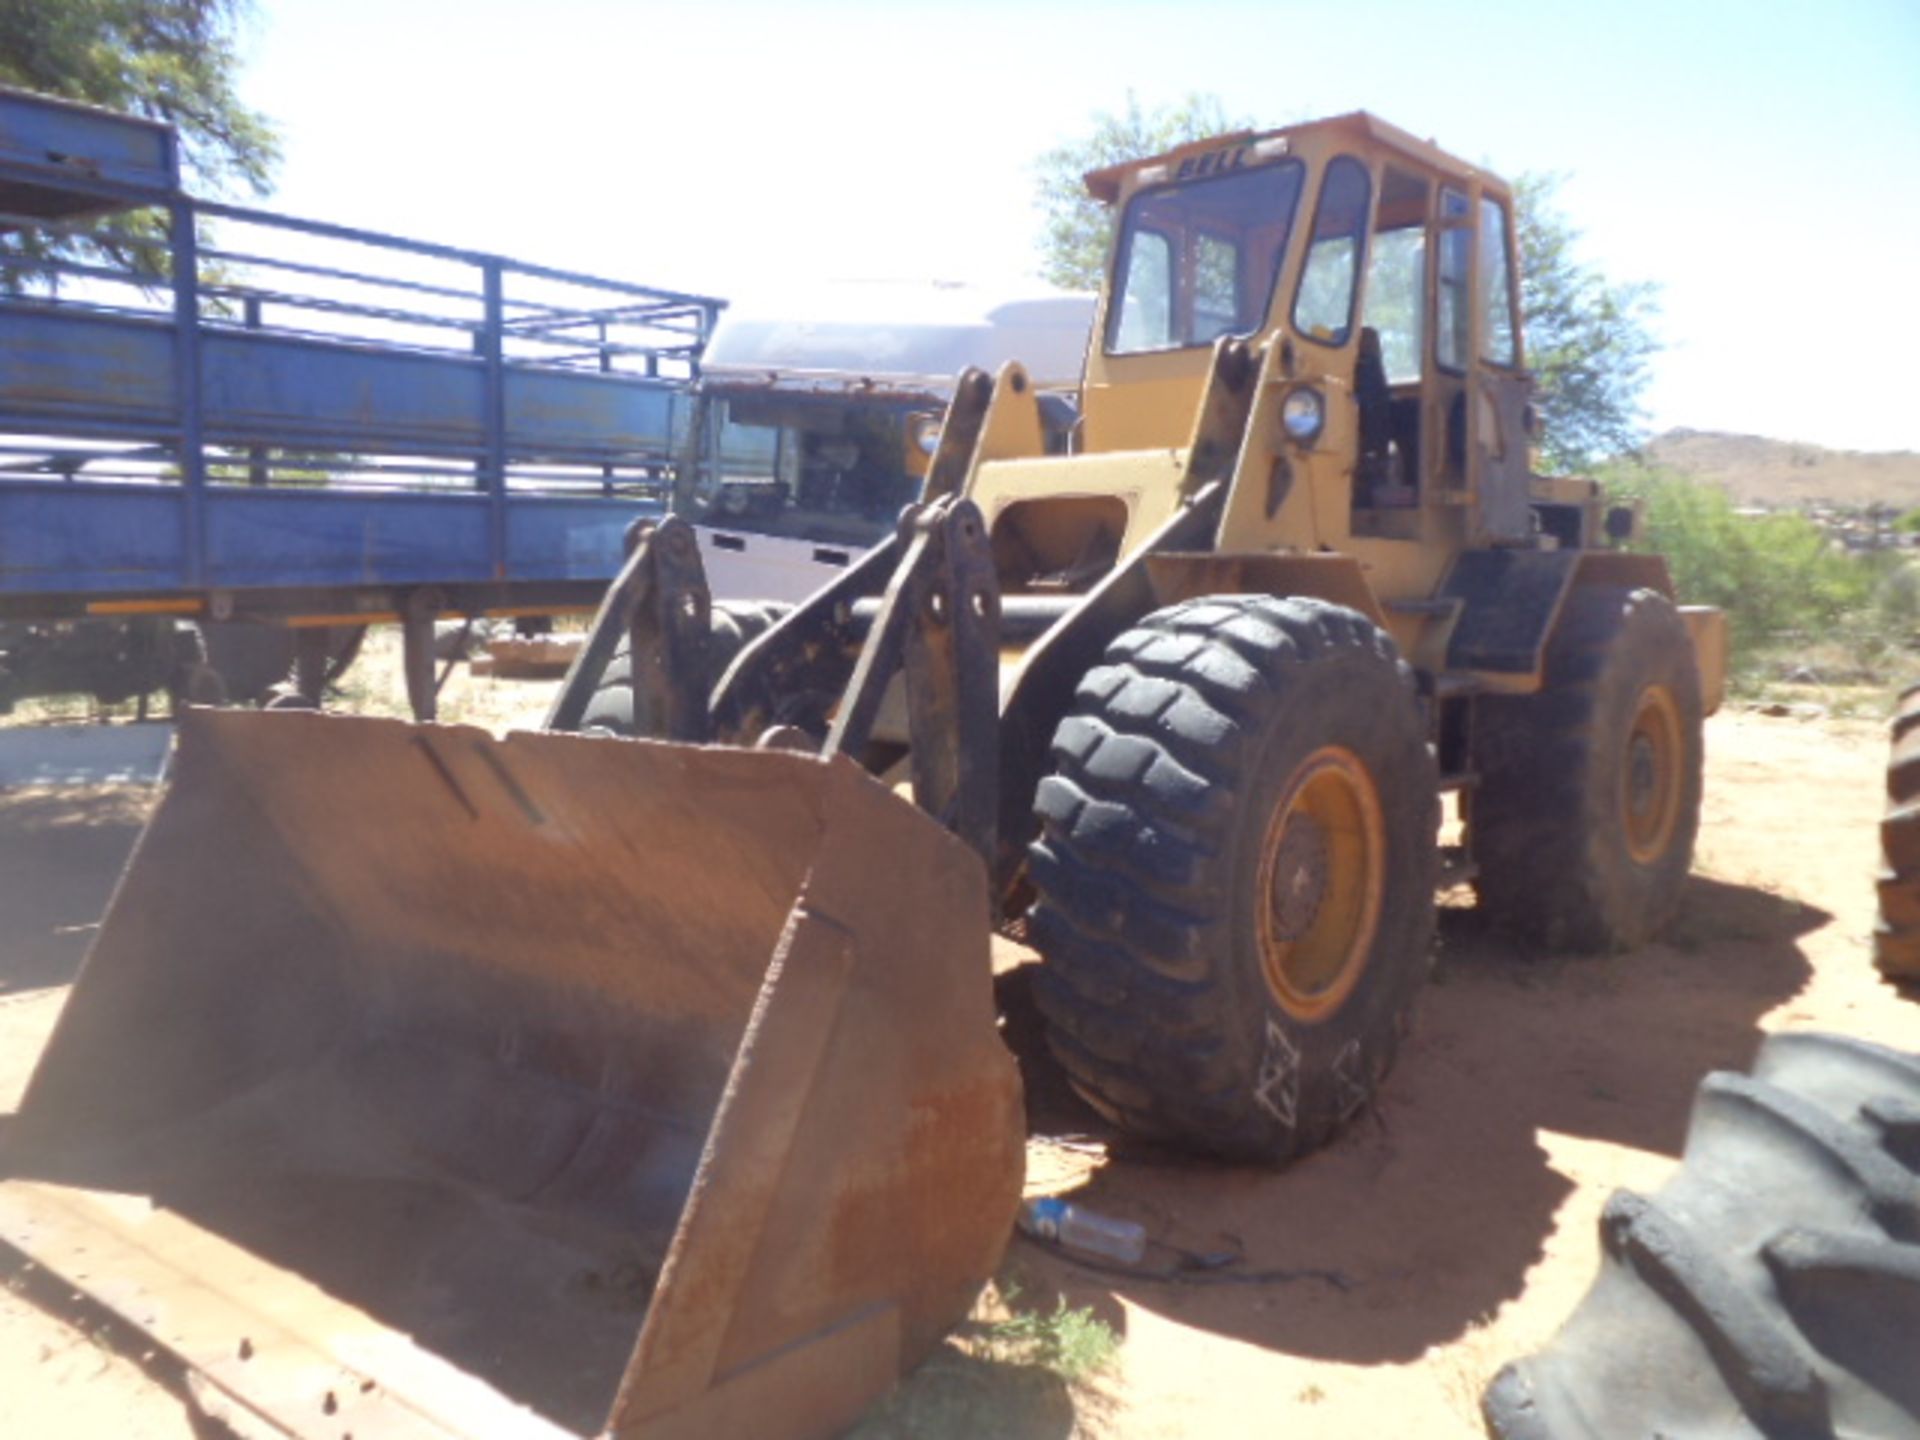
[240,0,1920,453]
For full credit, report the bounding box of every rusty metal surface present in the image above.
[0,707,1023,1439]
[546,517,712,740]
[824,498,1001,868]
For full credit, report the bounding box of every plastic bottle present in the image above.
[1017,1196,1147,1265]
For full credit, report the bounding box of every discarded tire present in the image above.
[1026,594,1438,1165]
[581,600,790,736]
[1876,682,1920,981]
[1484,1031,1920,1440]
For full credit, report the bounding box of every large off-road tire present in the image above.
[195,622,364,706]
[580,600,790,736]
[1471,585,1704,952]
[1025,595,1439,1165]
[196,621,296,704]
[1484,1031,1920,1440]
[1875,681,1920,981]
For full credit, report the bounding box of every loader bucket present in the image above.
[0,709,1023,1440]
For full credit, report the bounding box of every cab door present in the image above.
[1470,192,1532,542]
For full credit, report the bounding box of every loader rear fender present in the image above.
[1438,547,1674,681]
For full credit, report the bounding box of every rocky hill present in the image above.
[1643,429,1920,511]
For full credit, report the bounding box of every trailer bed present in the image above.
[0,86,721,627]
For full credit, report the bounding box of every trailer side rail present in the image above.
[0,88,722,615]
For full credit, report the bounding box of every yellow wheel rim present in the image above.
[1256,746,1385,1021]
[1622,683,1683,865]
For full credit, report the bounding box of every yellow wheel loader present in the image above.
[0,112,1725,1440]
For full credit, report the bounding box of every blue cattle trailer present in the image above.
[0,87,722,717]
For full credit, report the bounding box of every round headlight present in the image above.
[908,413,942,457]
[1280,387,1325,445]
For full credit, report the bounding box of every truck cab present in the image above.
[678,280,1095,602]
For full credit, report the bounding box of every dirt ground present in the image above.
[0,666,1914,1438]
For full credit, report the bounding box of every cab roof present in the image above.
[699,280,1096,398]
[1082,111,1503,205]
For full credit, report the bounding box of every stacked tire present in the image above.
[1877,682,1920,982]
[580,600,790,737]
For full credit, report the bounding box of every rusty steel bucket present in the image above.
[0,709,1024,1440]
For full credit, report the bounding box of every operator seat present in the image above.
[1354,326,1394,503]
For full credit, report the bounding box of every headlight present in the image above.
[1280,387,1324,445]
[908,413,942,457]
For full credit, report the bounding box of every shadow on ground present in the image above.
[994,873,1824,1367]
[0,776,1828,1416]
[0,787,152,995]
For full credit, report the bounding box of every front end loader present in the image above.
[1,111,1724,1439]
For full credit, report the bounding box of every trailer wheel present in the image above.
[1485,1031,1920,1440]
[582,600,791,737]
[1471,585,1703,952]
[166,623,228,710]
[1025,595,1438,1164]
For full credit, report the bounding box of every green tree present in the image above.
[1601,461,1920,681]
[1516,173,1658,472]
[0,1,278,290]
[0,0,277,195]
[1032,91,1253,291]
[1031,100,1659,470]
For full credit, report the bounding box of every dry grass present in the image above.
[847,1278,1120,1440]
[3,622,571,736]
[330,626,558,734]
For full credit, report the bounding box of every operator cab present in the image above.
[1083,113,1532,549]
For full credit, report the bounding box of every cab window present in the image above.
[1479,196,1518,366]
[1105,156,1305,355]
[1113,229,1173,351]
[1436,187,1471,372]
[1363,228,1425,382]
[1292,156,1372,347]
[1193,232,1241,342]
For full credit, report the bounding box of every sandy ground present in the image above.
[0,678,1914,1438]
[1005,706,1916,1438]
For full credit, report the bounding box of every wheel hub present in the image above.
[1267,811,1330,941]
[1627,733,1659,818]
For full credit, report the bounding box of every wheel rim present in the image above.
[1622,683,1683,864]
[1256,745,1386,1021]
